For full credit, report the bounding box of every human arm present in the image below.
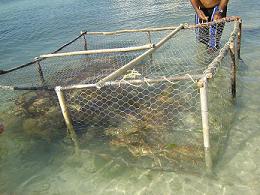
[214,0,229,20]
[190,0,208,21]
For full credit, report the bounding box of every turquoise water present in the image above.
[0,0,260,194]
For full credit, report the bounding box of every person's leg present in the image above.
[209,6,219,48]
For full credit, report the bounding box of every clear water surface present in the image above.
[0,0,259,194]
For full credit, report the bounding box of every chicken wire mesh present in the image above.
[63,79,204,171]
[0,20,234,88]
[207,44,238,163]
[0,17,241,172]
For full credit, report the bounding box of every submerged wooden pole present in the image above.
[81,31,88,50]
[35,59,45,85]
[146,31,152,44]
[55,86,80,154]
[146,31,153,65]
[199,77,212,172]
[237,19,242,59]
[230,40,237,98]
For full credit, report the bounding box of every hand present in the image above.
[196,9,208,22]
[213,12,222,21]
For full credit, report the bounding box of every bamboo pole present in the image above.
[0,74,202,91]
[83,16,240,36]
[86,26,178,35]
[237,19,242,59]
[204,147,213,173]
[96,24,184,87]
[55,86,80,154]
[0,84,54,91]
[188,16,240,30]
[229,40,237,98]
[199,77,212,171]
[39,44,153,58]
[200,78,210,148]
[59,74,203,90]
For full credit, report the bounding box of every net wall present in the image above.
[207,41,238,163]
[0,21,234,88]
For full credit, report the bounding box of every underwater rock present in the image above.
[105,116,140,138]
[27,97,50,115]
[8,90,66,142]
[22,118,51,140]
[79,126,98,145]
[44,106,65,128]
[105,108,168,160]
[22,107,65,142]
[22,118,41,133]
[103,102,206,168]
[182,112,202,132]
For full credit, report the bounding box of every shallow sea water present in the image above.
[0,0,260,194]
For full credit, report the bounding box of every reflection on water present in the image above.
[0,0,260,194]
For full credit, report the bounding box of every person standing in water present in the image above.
[190,0,230,49]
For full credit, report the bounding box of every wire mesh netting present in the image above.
[0,21,235,87]
[0,17,241,172]
[207,48,237,163]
